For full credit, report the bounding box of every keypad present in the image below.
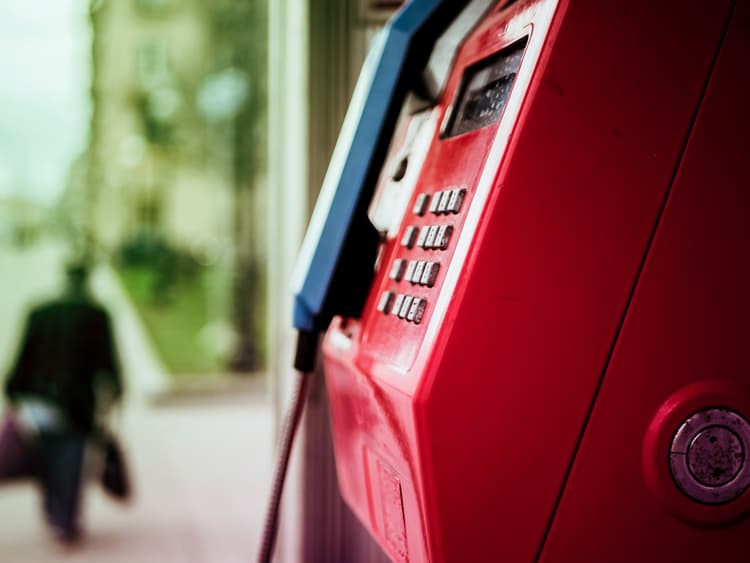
[385,185,466,327]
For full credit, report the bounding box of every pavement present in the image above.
[0,239,274,563]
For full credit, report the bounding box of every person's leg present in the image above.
[36,431,87,542]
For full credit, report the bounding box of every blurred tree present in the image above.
[84,0,267,374]
[207,0,268,372]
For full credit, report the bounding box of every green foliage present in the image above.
[116,263,226,376]
[115,233,215,374]
[136,93,175,147]
[116,233,200,305]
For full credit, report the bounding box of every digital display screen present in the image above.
[445,37,527,138]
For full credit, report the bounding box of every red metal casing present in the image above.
[321,0,747,561]
[540,1,750,560]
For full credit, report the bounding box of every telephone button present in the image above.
[392,294,405,317]
[406,297,425,323]
[412,298,427,324]
[412,261,426,284]
[416,226,430,248]
[437,191,451,214]
[447,188,466,214]
[429,191,442,214]
[398,295,414,319]
[404,260,418,283]
[377,291,395,314]
[389,259,406,281]
[425,225,439,249]
[401,226,418,249]
[421,262,440,287]
[412,194,430,216]
[436,225,453,250]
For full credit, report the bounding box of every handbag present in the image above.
[0,411,35,480]
[99,430,132,501]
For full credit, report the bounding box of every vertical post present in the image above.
[267,0,310,559]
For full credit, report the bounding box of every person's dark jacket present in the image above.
[5,297,122,432]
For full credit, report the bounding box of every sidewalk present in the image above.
[0,240,274,563]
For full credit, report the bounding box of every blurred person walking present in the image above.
[0,260,124,544]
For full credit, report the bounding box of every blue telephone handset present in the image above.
[290,0,469,369]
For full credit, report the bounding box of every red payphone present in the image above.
[316,0,750,561]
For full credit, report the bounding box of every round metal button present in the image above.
[687,426,744,487]
[670,408,750,504]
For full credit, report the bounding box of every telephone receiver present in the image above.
[289,0,488,370]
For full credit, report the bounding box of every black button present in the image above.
[412,299,427,324]
[401,226,418,249]
[404,260,418,283]
[437,191,451,214]
[412,261,426,284]
[412,193,430,216]
[436,225,453,250]
[417,226,430,248]
[392,294,405,316]
[398,295,414,319]
[447,188,466,214]
[377,291,395,314]
[421,262,440,287]
[389,259,406,281]
[429,191,442,214]
[425,225,439,249]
